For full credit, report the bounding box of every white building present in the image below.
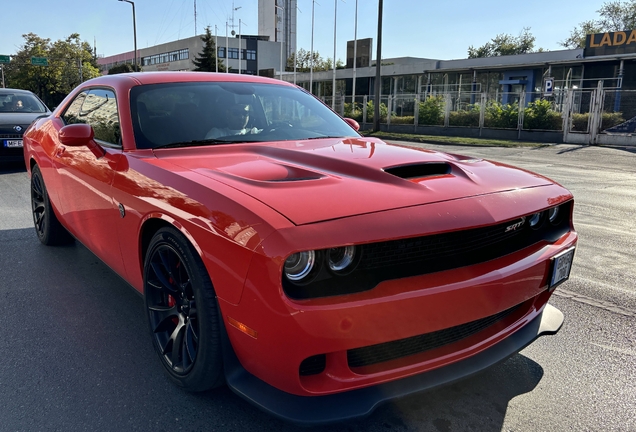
[258,0,297,61]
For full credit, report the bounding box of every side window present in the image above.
[83,89,121,146]
[62,91,88,125]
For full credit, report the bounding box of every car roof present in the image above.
[0,88,39,95]
[81,72,297,88]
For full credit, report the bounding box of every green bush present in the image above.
[366,100,388,123]
[523,99,562,130]
[449,104,481,127]
[390,116,415,125]
[484,102,519,129]
[343,102,363,121]
[418,96,444,126]
[571,113,589,131]
[601,112,626,129]
[570,112,625,132]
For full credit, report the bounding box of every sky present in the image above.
[0,0,603,62]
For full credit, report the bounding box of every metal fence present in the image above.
[325,88,636,143]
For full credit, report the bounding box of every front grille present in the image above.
[0,134,23,139]
[283,201,572,300]
[347,304,521,369]
[359,219,526,271]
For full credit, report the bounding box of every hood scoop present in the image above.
[215,159,324,183]
[384,162,451,180]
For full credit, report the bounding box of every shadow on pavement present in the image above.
[1,227,545,432]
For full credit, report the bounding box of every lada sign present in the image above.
[585,30,636,57]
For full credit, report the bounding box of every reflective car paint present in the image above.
[23,72,577,420]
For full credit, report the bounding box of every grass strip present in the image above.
[361,130,546,148]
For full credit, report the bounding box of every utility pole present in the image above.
[194,0,197,35]
[372,0,382,132]
[373,0,383,132]
[275,4,284,80]
[310,0,316,94]
[331,0,338,109]
[352,0,358,113]
[238,19,242,75]
[215,25,219,73]
[226,21,229,73]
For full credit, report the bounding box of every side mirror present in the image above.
[344,117,360,131]
[59,124,106,158]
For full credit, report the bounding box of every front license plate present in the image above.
[4,139,23,148]
[549,247,575,289]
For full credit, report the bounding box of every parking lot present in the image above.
[1,142,635,431]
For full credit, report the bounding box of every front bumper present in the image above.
[223,303,564,425]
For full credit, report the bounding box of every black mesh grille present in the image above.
[347,305,521,368]
[359,219,526,271]
[283,201,573,300]
[0,134,23,139]
[299,354,326,376]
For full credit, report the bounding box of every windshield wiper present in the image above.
[155,139,244,149]
[305,135,346,140]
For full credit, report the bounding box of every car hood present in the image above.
[155,138,554,225]
[0,112,48,128]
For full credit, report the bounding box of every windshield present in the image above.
[130,81,360,149]
[0,92,48,113]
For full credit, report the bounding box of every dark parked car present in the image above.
[0,88,50,162]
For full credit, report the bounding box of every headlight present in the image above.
[284,251,316,281]
[327,246,357,274]
[548,206,559,223]
[528,212,542,228]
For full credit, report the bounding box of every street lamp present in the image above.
[118,0,138,69]
[352,0,358,113]
[274,4,284,80]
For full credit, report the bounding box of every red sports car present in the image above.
[23,72,577,425]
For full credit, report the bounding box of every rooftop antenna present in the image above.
[194,0,197,35]
[230,1,241,35]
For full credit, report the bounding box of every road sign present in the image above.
[0,55,10,63]
[31,57,48,66]
[544,77,554,97]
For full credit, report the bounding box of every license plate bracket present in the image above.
[549,247,575,290]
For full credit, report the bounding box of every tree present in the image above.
[192,26,225,72]
[560,0,636,48]
[108,63,141,74]
[468,28,539,58]
[5,32,100,108]
[560,21,604,49]
[286,48,343,72]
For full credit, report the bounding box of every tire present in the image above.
[143,227,224,391]
[30,165,74,245]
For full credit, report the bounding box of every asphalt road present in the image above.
[1,143,635,432]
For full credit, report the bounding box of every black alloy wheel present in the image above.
[30,165,73,245]
[144,227,223,391]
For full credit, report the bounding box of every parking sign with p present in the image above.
[544,77,554,97]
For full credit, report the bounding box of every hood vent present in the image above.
[384,163,451,180]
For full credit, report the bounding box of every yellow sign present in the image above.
[585,30,636,56]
